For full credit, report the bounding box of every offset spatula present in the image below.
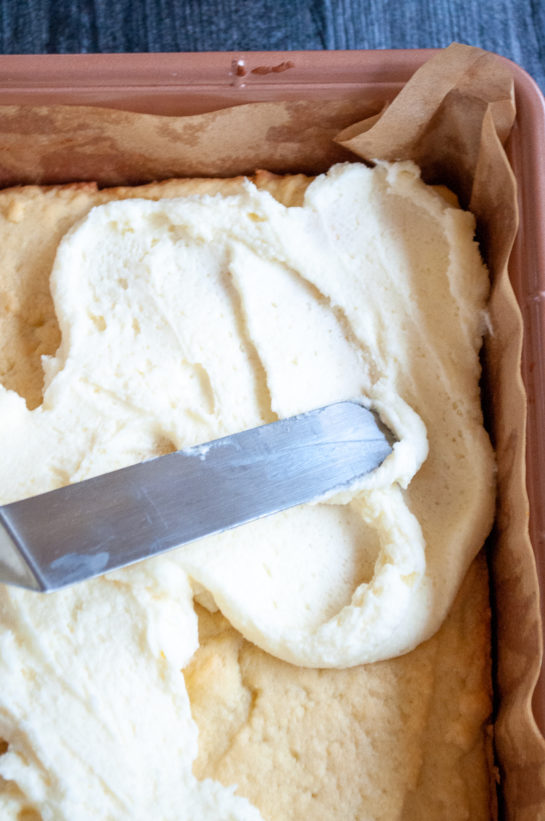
[0,400,393,592]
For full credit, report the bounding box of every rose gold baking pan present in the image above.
[0,47,544,809]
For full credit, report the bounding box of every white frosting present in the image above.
[0,162,495,819]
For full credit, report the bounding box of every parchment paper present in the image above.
[0,41,542,819]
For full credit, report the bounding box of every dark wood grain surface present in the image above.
[0,0,544,91]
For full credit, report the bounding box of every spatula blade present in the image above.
[0,401,392,592]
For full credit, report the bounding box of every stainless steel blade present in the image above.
[0,400,393,592]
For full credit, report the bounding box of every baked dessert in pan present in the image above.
[0,165,495,819]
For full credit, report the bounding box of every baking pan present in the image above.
[0,43,543,782]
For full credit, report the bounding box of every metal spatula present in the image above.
[0,400,393,592]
